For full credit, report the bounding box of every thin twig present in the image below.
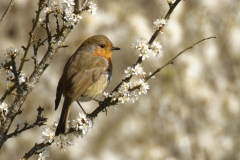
[145,36,218,81]
[18,1,45,73]
[7,106,47,139]
[45,0,52,44]
[0,0,14,25]
[0,85,15,102]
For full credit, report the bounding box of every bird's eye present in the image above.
[100,44,105,48]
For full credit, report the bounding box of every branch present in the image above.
[87,0,183,119]
[0,0,65,148]
[0,0,14,25]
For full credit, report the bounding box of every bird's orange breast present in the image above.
[93,42,112,60]
[93,42,113,69]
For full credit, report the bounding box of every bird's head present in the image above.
[82,35,120,60]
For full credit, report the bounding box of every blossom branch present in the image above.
[117,0,182,92]
[0,0,45,103]
[88,0,183,119]
[0,0,91,149]
[149,0,182,45]
[22,112,93,159]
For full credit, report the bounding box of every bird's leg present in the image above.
[93,98,102,104]
[93,98,107,116]
[76,100,87,114]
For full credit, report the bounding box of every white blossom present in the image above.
[109,91,120,102]
[42,126,55,143]
[125,64,146,77]
[38,18,46,27]
[42,0,82,28]
[151,41,164,58]
[54,133,75,152]
[0,102,9,116]
[117,94,129,104]
[124,67,133,77]
[86,1,98,16]
[103,92,109,98]
[132,38,150,60]
[118,82,131,95]
[136,79,150,95]
[132,63,146,75]
[63,0,75,7]
[153,18,167,31]
[44,7,52,14]
[75,112,93,137]
[19,72,26,84]
[64,7,82,27]
[38,147,50,160]
[128,91,139,103]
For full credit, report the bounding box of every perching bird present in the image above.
[55,35,120,136]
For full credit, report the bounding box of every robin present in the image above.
[55,35,120,136]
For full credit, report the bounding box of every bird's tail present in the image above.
[55,99,71,136]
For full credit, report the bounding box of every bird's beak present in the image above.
[111,46,120,51]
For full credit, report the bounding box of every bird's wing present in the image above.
[66,66,107,102]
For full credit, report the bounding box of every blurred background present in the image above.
[0,0,240,159]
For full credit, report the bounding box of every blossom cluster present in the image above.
[132,38,164,60]
[39,113,93,158]
[0,47,26,88]
[42,0,97,27]
[104,78,150,106]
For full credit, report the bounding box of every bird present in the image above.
[55,35,120,136]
